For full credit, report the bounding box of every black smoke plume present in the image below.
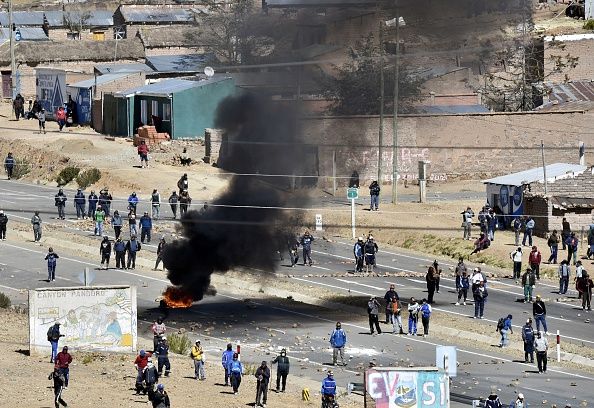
[162,93,313,301]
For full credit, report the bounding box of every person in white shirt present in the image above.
[534,331,549,373]
[510,247,523,280]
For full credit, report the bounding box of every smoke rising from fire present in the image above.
[162,93,312,301]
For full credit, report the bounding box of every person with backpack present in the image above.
[330,322,347,366]
[521,268,536,303]
[150,384,170,408]
[190,340,206,380]
[419,298,432,337]
[271,348,290,392]
[353,237,364,273]
[456,270,470,305]
[47,322,64,363]
[221,343,235,386]
[485,391,503,408]
[529,246,542,280]
[510,247,522,281]
[558,260,571,294]
[565,232,579,265]
[534,331,549,373]
[498,314,513,348]
[407,297,419,335]
[143,358,159,397]
[227,353,243,395]
[254,360,270,407]
[367,297,382,335]
[387,297,403,334]
[522,217,535,247]
[45,248,60,282]
[49,367,68,408]
[521,318,535,363]
[533,295,548,334]
[512,217,523,246]
[547,230,559,264]
[369,180,380,211]
[473,280,488,319]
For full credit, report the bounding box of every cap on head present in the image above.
[327,370,334,376]
[227,343,232,350]
[63,346,68,350]
[157,384,164,391]
[140,349,146,356]
[161,336,167,341]
[196,340,200,344]
[536,294,541,299]
[518,393,524,399]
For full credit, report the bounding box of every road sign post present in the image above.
[347,188,358,239]
[315,214,323,231]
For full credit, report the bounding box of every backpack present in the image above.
[523,326,534,343]
[496,317,505,332]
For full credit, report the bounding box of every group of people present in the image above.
[353,234,379,273]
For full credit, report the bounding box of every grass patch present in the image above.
[81,354,95,365]
[11,158,31,179]
[56,166,80,186]
[168,332,191,355]
[0,292,11,309]
[76,168,101,189]
[584,20,594,30]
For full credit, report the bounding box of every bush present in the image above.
[168,332,191,355]
[76,168,101,189]
[0,292,11,309]
[56,166,80,186]
[584,20,594,30]
[11,158,31,179]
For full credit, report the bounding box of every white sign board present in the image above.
[315,214,323,231]
[436,346,457,377]
[35,68,66,120]
[29,286,137,354]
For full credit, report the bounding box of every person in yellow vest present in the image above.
[191,340,206,380]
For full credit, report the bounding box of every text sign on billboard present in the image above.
[366,369,449,408]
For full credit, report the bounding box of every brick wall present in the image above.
[93,72,146,99]
[530,167,594,197]
[525,194,594,236]
[545,38,594,82]
[48,28,105,41]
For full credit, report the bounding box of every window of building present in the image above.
[92,32,105,41]
[163,103,171,121]
[140,100,148,125]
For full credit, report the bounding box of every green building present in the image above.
[103,77,235,139]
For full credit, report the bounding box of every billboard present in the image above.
[35,68,66,120]
[366,368,449,408]
[66,86,92,124]
[29,286,137,354]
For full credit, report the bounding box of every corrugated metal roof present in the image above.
[68,73,132,89]
[483,163,587,187]
[119,6,195,23]
[264,0,378,7]
[417,105,489,114]
[145,54,216,72]
[551,196,594,210]
[0,10,113,27]
[547,81,594,104]
[95,63,154,75]
[536,100,594,112]
[64,11,114,27]
[115,77,232,97]
[0,27,49,41]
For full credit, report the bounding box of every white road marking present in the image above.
[311,265,331,271]
[0,284,20,292]
[522,386,551,394]
[383,281,406,287]
[291,276,372,296]
[335,278,385,291]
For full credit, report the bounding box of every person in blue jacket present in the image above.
[321,370,337,405]
[221,343,235,386]
[74,189,86,220]
[499,314,514,348]
[128,192,139,215]
[227,353,243,395]
[300,230,314,266]
[139,211,153,243]
[329,322,346,366]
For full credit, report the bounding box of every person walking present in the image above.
[473,281,488,319]
[426,263,438,304]
[98,189,112,217]
[547,230,559,264]
[367,297,382,335]
[190,340,206,380]
[94,206,105,236]
[486,208,496,241]
[513,393,526,408]
[565,232,579,265]
[168,191,178,219]
[155,337,171,377]
[56,106,66,131]
[561,217,571,250]
[510,247,522,281]
[4,152,15,180]
[87,191,98,220]
[522,268,536,303]
[13,93,24,120]
[512,217,522,246]
[31,211,42,242]
[576,260,584,299]
[330,322,347,366]
[300,230,314,266]
[177,173,189,194]
[45,248,59,282]
[151,189,161,220]
[529,246,542,280]
[369,180,380,211]
[126,235,141,270]
[558,260,570,294]
[138,140,149,168]
[353,236,364,273]
[462,207,474,240]
[456,270,470,305]
[140,211,153,243]
[534,331,549,373]
[128,192,139,215]
[407,297,419,335]
[521,319,535,363]
[227,353,243,395]
[388,297,404,334]
[37,108,47,133]
[155,236,166,270]
[0,210,7,240]
[499,314,513,348]
[114,238,126,269]
[581,271,593,311]
[134,350,152,395]
[272,348,290,392]
[383,284,399,323]
[522,217,534,246]
[54,189,67,220]
[47,322,64,363]
[128,212,137,237]
[49,367,68,408]
[221,343,235,386]
[54,346,72,388]
[74,189,86,219]
[420,298,432,337]
[152,318,166,352]
[143,358,159,397]
[364,235,379,273]
[254,361,270,407]
[99,236,111,269]
[150,383,170,408]
[179,190,192,216]
[112,210,123,240]
[533,295,548,334]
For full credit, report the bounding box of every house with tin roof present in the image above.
[113,5,198,39]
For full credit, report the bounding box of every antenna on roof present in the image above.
[204,66,214,78]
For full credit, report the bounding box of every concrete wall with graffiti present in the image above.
[35,68,67,120]
[28,286,137,354]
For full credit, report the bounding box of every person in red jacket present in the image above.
[56,107,67,131]
[529,246,542,280]
[134,349,152,394]
[54,346,73,388]
[137,141,149,169]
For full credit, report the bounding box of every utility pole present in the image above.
[378,20,384,185]
[541,140,548,194]
[391,16,399,204]
[8,0,17,99]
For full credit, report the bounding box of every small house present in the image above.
[113,5,197,39]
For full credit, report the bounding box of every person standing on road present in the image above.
[547,230,559,264]
[255,360,270,408]
[420,298,432,337]
[45,247,59,282]
[0,210,7,240]
[155,237,166,270]
[151,189,161,220]
[168,191,178,219]
[140,211,153,243]
[426,263,438,304]
[190,340,206,380]
[177,173,189,194]
[31,211,42,242]
[533,295,548,334]
[98,189,112,217]
[485,391,502,408]
[54,189,67,220]
[522,268,536,303]
[321,370,337,406]
[37,108,47,133]
[513,393,525,408]
[566,232,579,265]
[47,322,64,363]
[456,270,470,305]
[114,237,126,269]
[49,367,68,408]
[179,190,192,216]
[126,235,141,270]
[522,217,535,247]
[561,217,571,250]
[407,297,419,335]
[74,189,86,220]
[330,322,347,366]
[383,284,399,323]
[94,206,105,236]
[354,237,364,273]
[499,314,513,348]
[55,345,72,388]
[155,337,171,377]
[228,353,243,395]
[222,343,235,386]
[473,281,488,319]
[152,318,166,352]
[4,152,15,180]
[510,247,522,281]
[558,260,570,294]
[455,257,467,284]
[581,271,593,311]
[87,191,98,220]
[112,210,123,240]
[300,230,314,266]
[128,212,137,237]
[575,260,584,299]
[521,318,535,363]
[534,331,548,373]
[367,296,382,335]
[272,348,290,392]
[369,180,380,211]
[529,246,542,280]
[100,236,111,269]
[128,192,139,215]
[364,235,379,273]
[512,217,522,246]
[388,297,403,334]
[462,207,474,240]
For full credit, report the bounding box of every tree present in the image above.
[322,34,423,115]
[63,10,91,40]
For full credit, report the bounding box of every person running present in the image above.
[367,297,382,335]
[31,210,43,242]
[168,191,179,219]
[499,314,513,348]
[47,322,64,363]
[100,236,111,269]
[49,367,68,408]
[521,319,535,363]
[533,295,548,335]
[254,361,270,407]
[473,281,488,319]
[45,248,59,282]
[221,343,235,386]
[329,322,347,366]
[190,340,206,380]
[227,353,243,395]
[321,370,337,407]
[54,346,72,388]
[0,210,7,240]
[419,298,432,337]
[272,348,290,392]
[534,331,549,373]
[407,297,419,335]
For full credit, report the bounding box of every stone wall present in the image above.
[525,195,594,237]
[531,167,594,197]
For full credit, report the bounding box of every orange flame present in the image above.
[162,286,194,308]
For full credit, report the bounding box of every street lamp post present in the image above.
[8,0,17,99]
